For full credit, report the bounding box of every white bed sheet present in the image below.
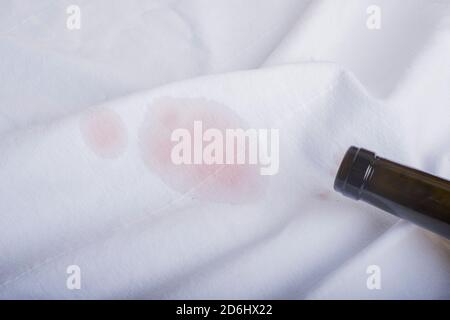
[0,0,449,299]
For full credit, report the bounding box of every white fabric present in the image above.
[0,0,449,299]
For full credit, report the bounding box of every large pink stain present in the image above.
[139,97,266,204]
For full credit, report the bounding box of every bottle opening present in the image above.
[334,146,376,200]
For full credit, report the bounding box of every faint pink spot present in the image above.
[80,109,127,159]
[317,191,331,201]
[139,97,267,204]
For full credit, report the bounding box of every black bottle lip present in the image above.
[334,146,376,200]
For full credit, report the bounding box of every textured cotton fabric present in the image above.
[0,0,449,299]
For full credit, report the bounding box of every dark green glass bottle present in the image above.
[334,146,450,239]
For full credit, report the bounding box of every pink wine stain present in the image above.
[139,97,266,204]
[317,191,331,201]
[80,109,127,159]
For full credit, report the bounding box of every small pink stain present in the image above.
[139,97,266,204]
[80,109,127,159]
[317,191,331,201]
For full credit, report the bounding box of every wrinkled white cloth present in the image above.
[0,0,449,299]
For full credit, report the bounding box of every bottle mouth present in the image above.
[334,146,376,200]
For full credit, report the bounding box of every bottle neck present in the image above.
[334,147,450,239]
[361,157,450,236]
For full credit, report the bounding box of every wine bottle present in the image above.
[334,146,450,239]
